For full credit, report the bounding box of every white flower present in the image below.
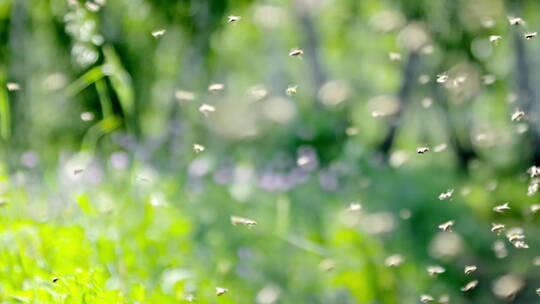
[297,156,310,166]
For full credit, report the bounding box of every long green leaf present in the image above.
[95,79,113,118]
[102,45,136,133]
[64,66,105,98]
[81,115,122,153]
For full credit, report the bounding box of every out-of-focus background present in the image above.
[1,0,540,303]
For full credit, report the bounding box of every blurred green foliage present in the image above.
[1,0,540,303]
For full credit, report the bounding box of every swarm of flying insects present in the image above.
[5,3,540,303]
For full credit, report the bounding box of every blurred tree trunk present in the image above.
[512,26,540,164]
[377,52,419,160]
[433,85,477,172]
[376,0,423,162]
[296,12,326,92]
[430,0,478,173]
[292,2,327,103]
[6,0,28,162]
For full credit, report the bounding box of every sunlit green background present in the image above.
[1,0,540,303]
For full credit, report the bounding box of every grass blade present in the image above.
[95,79,113,118]
[81,115,122,153]
[0,69,10,140]
[64,66,105,98]
[102,45,136,134]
